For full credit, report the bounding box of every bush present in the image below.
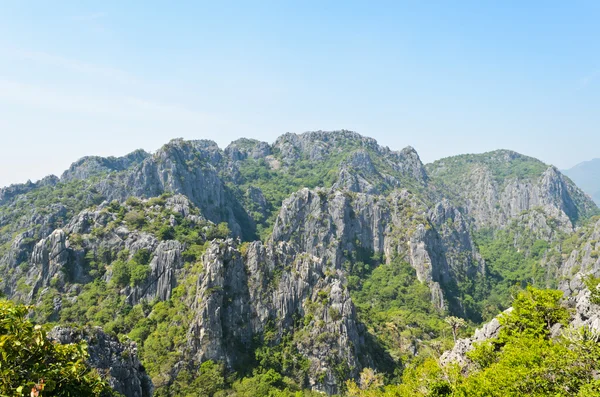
[111,260,130,287]
[158,225,175,241]
[124,211,146,229]
[130,263,150,287]
[0,299,112,396]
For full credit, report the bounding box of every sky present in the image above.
[0,1,599,187]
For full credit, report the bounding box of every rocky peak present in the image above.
[392,146,429,182]
[225,138,272,161]
[61,149,150,182]
[270,187,482,313]
[187,236,372,394]
[0,176,59,206]
[273,130,381,165]
[427,150,598,230]
[155,138,224,167]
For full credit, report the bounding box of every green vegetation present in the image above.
[427,150,549,189]
[458,226,554,321]
[0,178,107,263]
[227,154,347,239]
[585,275,600,305]
[32,195,321,396]
[349,257,456,366]
[0,298,113,396]
[349,287,600,396]
[426,151,599,224]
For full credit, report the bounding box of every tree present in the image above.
[584,275,600,305]
[170,360,225,397]
[157,225,175,241]
[0,299,113,396]
[445,316,466,343]
[111,260,130,287]
[499,286,568,339]
[346,368,385,396]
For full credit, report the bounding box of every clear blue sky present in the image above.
[1,1,599,187]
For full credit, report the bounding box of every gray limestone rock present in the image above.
[48,327,153,397]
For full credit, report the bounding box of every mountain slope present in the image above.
[426,150,598,229]
[1,131,599,395]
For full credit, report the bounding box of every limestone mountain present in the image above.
[0,130,599,395]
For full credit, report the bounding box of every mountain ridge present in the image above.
[1,130,599,395]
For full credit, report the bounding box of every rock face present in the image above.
[184,186,489,391]
[557,218,600,295]
[570,289,600,333]
[61,150,150,182]
[17,196,196,308]
[27,230,71,305]
[225,138,272,161]
[90,139,253,239]
[187,238,372,394]
[427,150,596,230]
[271,188,483,311]
[48,327,153,397]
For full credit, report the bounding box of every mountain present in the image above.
[563,158,600,205]
[1,130,599,396]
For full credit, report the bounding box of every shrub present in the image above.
[124,211,146,229]
[158,225,175,241]
[0,299,112,396]
[111,260,130,287]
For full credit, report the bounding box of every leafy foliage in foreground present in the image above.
[0,298,113,397]
[349,287,600,397]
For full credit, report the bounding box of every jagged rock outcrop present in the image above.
[570,289,600,332]
[48,327,153,397]
[187,240,253,367]
[22,195,197,307]
[124,240,184,304]
[89,139,252,238]
[558,218,600,295]
[465,166,577,228]
[187,238,371,394]
[225,138,272,161]
[334,150,390,194]
[271,188,482,311]
[246,186,269,218]
[0,176,59,206]
[27,230,71,305]
[275,131,428,185]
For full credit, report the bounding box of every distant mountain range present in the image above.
[563,159,600,204]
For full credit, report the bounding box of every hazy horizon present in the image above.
[1,1,599,187]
